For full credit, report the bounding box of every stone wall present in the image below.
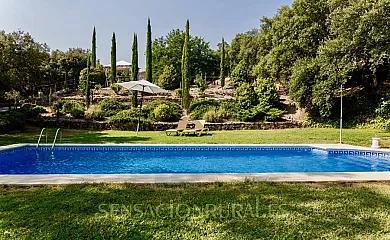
[27,118,302,131]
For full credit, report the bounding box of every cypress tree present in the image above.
[86,56,91,108]
[146,18,153,83]
[131,33,139,108]
[220,37,226,87]
[49,86,53,106]
[92,27,97,68]
[110,32,116,85]
[181,20,190,112]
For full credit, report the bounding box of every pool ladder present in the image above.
[52,128,62,149]
[36,128,48,148]
[36,128,62,149]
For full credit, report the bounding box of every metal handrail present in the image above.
[51,128,62,149]
[36,128,48,148]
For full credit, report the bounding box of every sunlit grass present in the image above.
[1,127,390,147]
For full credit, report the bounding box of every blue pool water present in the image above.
[1,146,390,174]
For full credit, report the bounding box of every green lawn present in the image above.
[1,182,390,239]
[1,127,390,147]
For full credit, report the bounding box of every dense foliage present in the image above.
[229,0,390,121]
[0,106,45,132]
[153,29,219,90]
[108,99,181,124]
[78,65,106,92]
[52,100,85,118]
[143,100,182,122]
[98,99,129,117]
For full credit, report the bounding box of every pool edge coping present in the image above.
[1,172,390,184]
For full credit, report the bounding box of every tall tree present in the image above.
[85,56,91,108]
[131,33,139,107]
[110,32,116,85]
[220,37,226,87]
[152,29,219,90]
[146,18,153,83]
[91,27,96,68]
[181,20,191,112]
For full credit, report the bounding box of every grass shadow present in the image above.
[62,131,151,144]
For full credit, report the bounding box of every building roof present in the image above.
[103,60,131,68]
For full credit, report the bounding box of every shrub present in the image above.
[264,108,285,121]
[32,106,47,115]
[144,100,182,122]
[255,78,280,108]
[203,108,228,123]
[219,100,241,121]
[158,65,180,90]
[236,83,258,109]
[174,88,182,98]
[0,105,43,132]
[85,105,105,121]
[189,99,220,120]
[237,104,284,122]
[78,67,106,92]
[230,60,249,88]
[0,112,24,132]
[98,98,128,117]
[69,107,84,118]
[52,100,85,118]
[108,109,151,125]
[194,75,207,95]
[153,104,171,122]
[110,84,121,94]
[375,100,390,118]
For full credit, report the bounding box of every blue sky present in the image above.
[0,0,293,67]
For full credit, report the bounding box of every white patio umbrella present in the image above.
[117,80,168,135]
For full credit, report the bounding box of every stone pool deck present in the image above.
[1,144,390,184]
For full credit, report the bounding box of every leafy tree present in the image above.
[152,29,219,89]
[47,48,89,91]
[254,77,280,107]
[146,18,153,83]
[157,65,178,90]
[91,27,96,68]
[230,60,250,88]
[236,83,258,109]
[78,65,106,92]
[181,20,191,111]
[131,33,139,108]
[0,30,50,97]
[220,37,226,87]
[195,74,207,96]
[110,32,116,85]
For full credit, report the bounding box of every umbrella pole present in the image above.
[136,86,145,135]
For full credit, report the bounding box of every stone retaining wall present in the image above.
[28,118,301,131]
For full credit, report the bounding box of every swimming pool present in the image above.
[1,145,390,174]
